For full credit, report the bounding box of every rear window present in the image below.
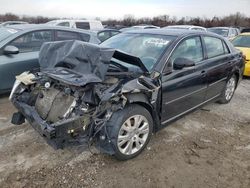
[204,36,225,58]
[241,28,250,33]
[75,22,90,30]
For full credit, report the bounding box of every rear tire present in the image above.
[218,75,237,104]
[106,104,153,160]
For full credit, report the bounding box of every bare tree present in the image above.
[0,12,250,28]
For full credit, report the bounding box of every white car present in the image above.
[163,25,207,32]
[46,20,104,30]
[120,25,160,32]
[0,21,28,27]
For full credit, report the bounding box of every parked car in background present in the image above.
[120,25,160,32]
[45,19,104,30]
[241,28,250,33]
[105,25,126,30]
[231,33,250,76]
[0,21,28,27]
[163,25,207,32]
[10,29,244,160]
[208,27,240,40]
[0,24,100,94]
[94,29,121,42]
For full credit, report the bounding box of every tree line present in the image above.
[1,12,250,28]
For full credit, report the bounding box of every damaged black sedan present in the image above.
[10,29,244,160]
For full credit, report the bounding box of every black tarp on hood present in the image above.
[39,40,148,86]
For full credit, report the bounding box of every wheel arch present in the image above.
[230,69,241,88]
[125,93,161,132]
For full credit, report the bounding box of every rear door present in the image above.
[161,36,207,123]
[0,30,53,91]
[202,36,232,99]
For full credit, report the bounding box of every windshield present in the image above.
[0,27,18,42]
[101,33,176,71]
[232,35,250,48]
[208,28,229,37]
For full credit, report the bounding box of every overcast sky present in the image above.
[0,0,250,19]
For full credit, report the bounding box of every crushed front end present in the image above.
[10,71,124,149]
[10,40,161,154]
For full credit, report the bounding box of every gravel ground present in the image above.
[0,79,250,188]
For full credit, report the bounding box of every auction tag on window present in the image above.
[144,38,170,47]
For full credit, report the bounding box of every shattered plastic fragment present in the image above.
[16,72,35,85]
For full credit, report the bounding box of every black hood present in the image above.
[39,40,148,86]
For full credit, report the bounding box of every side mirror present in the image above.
[173,57,195,69]
[4,45,19,55]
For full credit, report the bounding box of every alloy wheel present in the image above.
[225,77,236,101]
[117,115,149,155]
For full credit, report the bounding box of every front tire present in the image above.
[106,104,153,160]
[218,75,237,104]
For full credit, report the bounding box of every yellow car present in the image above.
[232,33,250,76]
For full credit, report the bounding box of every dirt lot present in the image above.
[0,79,250,188]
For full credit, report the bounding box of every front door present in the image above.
[0,30,53,92]
[161,36,207,123]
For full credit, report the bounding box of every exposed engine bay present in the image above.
[10,40,161,154]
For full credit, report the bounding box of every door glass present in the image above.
[223,42,230,54]
[57,22,70,27]
[55,31,80,41]
[204,36,224,58]
[110,31,120,37]
[98,31,110,42]
[170,36,203,64]
[75,22,90,30]
[9,30,52,53]
[79,33,90,42]
[192,28,204,31]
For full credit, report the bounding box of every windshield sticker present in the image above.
[7,29,18,34]
[144,38,170,47]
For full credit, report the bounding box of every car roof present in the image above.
[168,25,196,28]
[133,25,159,28]
[209,27,236,29]
[47,19,101,23]
[1,21,28,24]
[92,28,121,33]
[5,24,96,35]
[125,28,210,37]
